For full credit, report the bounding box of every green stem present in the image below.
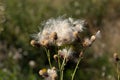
[61,70,63,80]
[60,57,66,80]
[116,63,120,80]
[58,54,61,70]
[61,57,66,70]
[48,50,52,68]
[44,48,52,68]
[71,57,82,80]
[57,54,62,80]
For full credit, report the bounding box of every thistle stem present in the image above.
[58,54,61,70]
[60,57,66,80]
[44,48,52,68]
[116,63,120,80]
[71,57,82,80]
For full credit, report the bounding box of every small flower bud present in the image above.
[30,40,41,47]
[113,53,119,62]
[53,54,58,62]
[30,40,36,46]
[90,35,96,42]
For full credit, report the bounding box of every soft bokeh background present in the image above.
[0,0,120,80]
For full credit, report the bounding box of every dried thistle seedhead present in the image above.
[49,32,58,40]
[39,68,48,77]
[82,38,91,47]
[82,34,97,47]
[90,35,96,42]
[113,53,119,62]
[58,47,81,62]
[33,17,87,47]
[40,40,49,46]
[39,67,57,80]
[30,40,40,47]
[30,40,36,46]
[48,67,57,80]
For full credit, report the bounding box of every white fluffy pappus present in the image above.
[58,47,77,61]
[35,17,86,46]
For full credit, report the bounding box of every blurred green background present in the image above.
[0,0,120,80]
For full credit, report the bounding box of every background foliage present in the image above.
[0,0,120,80]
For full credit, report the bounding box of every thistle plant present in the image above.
[30,17,99,80]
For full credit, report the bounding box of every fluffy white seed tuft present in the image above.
[35,17,85,46]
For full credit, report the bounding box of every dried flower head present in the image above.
[30,40,36,46]
[82,38,92,47]
[33,17,86,46]
[90,35,96,42]
[39,67,57,80]
[40,39,49,46]
[82,30,99,47]
[58,47,79,62]
[30,40,40,47]
[113,53,119,62]
[39,68,48,77]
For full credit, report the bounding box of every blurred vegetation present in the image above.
[0,0,120,80]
